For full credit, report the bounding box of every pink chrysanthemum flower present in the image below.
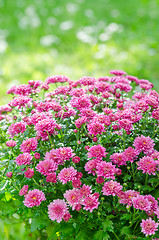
[36,159,58,176]
[84,159,98,175]
[28,80,43,89]
[132,195,151,211]
[44,149,61,166]
[7,122,26,138]
[154,207,159,219]
[132,92,146,100]
[119,190,140,207]
[15,153,33,166]
[79,184,92,197]
[63,212,72,222]
[19,185,29,196]
[79,108,96,120]
[69,88,85,97]
[89,94,100,104]
[12,84,32,96]
[56,147,75,162]
[102,91,112,99]
[139,79,153,90]
[118,119,133,132]
[152,108,159,121]
[108,112,121,122]
[64,188,81,210]
[35,102,61,112]
[124,147,137,163]
[48,199,69,223]
[70,96,91,110]
[6,172,13,178]
[0,104,12,114]
[58,166,77,184]
[95,115,111,126]
[102,180,123,196]
[72,179,82,188]
[72,156,81,163]
[53,86,69,95]
[77,76,96,86]
[150,151,159,160]
[88,144,107,160]
[103,107,113,115]
[95,82,111,93]
[133,135,155,155]
[55,108,76,119]
[34,152,41,159]
[35,118,61,141]
[114,82,132,93]
[110,70,127,76]
[20,138,38,153]
[87,121,105,136]
[44,149,60,164]
[145,195,158,211]
[126,75,139,84]
[30,112,52,125]
[46,172,57,183]
[75,116,87,129]
[6,140,16,147]
[130,114,142,123]
[137,156,157,175]
[6,85,16,95]
[24,168,34,178]
[9,96,32,109]
[97,76,110,82]
[132,100,149,113]
[40,83,49,90]
[45,75,69,84]
[23,189,46,207]
[82,194,100,212]
[140,218,159,236]
[96,161,116,179]
[110,152,127,166]
[145,96,159,108]
[96,176,105,184]
[6,84,31,96]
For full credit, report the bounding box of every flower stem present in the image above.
[145,173,148,185]
[112,231,120,240]
[131,162,136,182]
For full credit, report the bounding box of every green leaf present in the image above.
[59,223,74,237]
[30,214,49,232]
[121,214,132,220]
[75,230,87,240]
[93,230,110,240]
[30,218,39,232]
[93,230,104,240]
[123,174,132,181]
[120,226,131,236]
[102,219,114,232]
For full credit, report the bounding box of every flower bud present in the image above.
[6,172,13,178]
[93,137,98,142]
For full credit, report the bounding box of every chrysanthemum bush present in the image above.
[0,70,159,239]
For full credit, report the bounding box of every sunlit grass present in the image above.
[1,41,159,104]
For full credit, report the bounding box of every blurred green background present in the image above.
[1,0,159,105]
[0,0,159,238]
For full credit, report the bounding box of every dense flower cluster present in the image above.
[1,70,159,239]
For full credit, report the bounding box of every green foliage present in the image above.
[0,0,159,105]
